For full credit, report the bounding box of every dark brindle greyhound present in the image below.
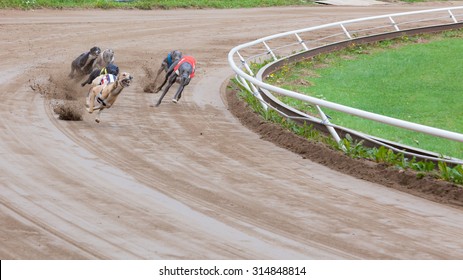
[153,50,183,86]
[153,55,196,107]
[69,46,101,79]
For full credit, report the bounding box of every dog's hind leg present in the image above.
[69,57,81,78]
[153,66,165,87]
[87,87,100,113]
[85,90,90,108]
[155,61,179,93]
[81,69,100,87]
[154,72,170,93]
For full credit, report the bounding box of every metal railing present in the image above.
[228,6,463,164]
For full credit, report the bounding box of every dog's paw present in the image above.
[95,118,100,123]
[172,99,178,104]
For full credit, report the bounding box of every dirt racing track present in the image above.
[2,3,463,259]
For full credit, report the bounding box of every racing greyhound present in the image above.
[69,46,101,79]
[153,55,196,107]
[153,50,183,87]
[87,72,133,123]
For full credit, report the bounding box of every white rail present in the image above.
[228,6,463,162]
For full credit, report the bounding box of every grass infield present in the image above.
[266,32,463,159]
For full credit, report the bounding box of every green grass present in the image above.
[235,78,463,184]
[266,32,463,159]
[0,0,313,9]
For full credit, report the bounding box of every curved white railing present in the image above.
[228,6,463,163]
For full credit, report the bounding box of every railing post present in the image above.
[237,75,251,92]
[263,41,277,61]
[237,51,255,76]
[448,10,458,23]
[316,105,344,150]
[295,33,309,51]
[236,51,268,111]
[389,16,400,31]
[340,23,352,39]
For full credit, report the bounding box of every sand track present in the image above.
[1,3,463,259]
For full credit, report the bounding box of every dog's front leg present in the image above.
[172,77,190,103]
[95,109,103,123]
[154,74,177,107]
[81,69,99,87]
[172,84,185,104]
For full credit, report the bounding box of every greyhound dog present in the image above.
[81,63,119,87]
[69,46,101,79]
[92,48,115,70]
[159,50,182,77]
[154,55,196,107]
[87,72,133,123]
[151,50,183,88]
[85,72,116,107]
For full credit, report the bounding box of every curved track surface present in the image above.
[2,3,463,259]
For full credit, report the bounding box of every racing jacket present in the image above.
[174,56,196,78]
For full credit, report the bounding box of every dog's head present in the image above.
[90,46,101,57]
[118,72,133,88]
[103,49,115,63]
[106,63,119,76]
[172,50,183,62]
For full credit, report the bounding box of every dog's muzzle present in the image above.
[121,76,133,87]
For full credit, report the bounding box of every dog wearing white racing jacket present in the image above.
[86,72,133,123]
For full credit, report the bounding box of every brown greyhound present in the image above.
[87,72,133,123]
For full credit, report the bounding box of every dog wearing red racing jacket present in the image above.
[153,55,196,107]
